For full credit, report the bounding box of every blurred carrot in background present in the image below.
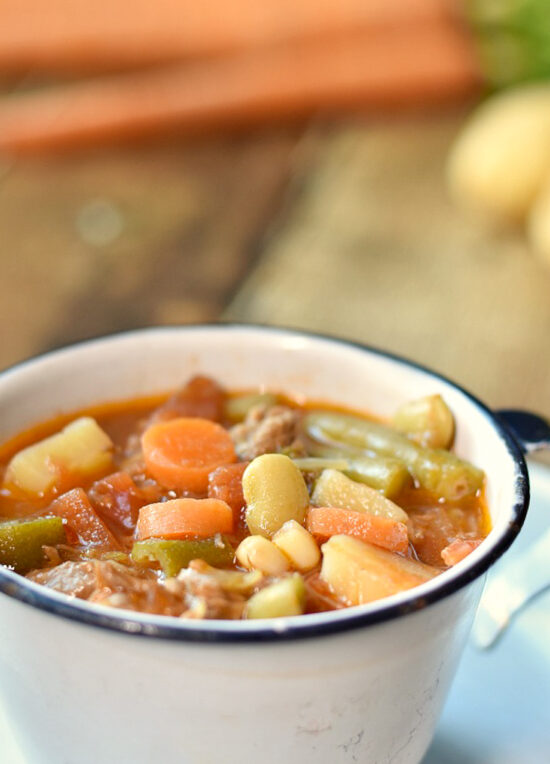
[1,0,467,72]
[0,24,480,154]
[0,0,481,154]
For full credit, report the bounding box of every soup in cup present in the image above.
[0,325,528,764]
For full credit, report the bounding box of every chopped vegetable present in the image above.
[136,498,233,541]
[0,517,66,573]
[235,535,289,575]
[131,536,234,577]
[304,442,410,497]
[141,417,237,492]
[441,537,483,567]
[4,416,113,496]
[292,457,350,472]
[311,468,408,524]
[321,535,439,606]
[392,394,454,449]
[224,392,278,423]
[272,520,320,572]
[246,574,306,619]
[243,453,309,537]
[207,461,248,520]
[150,375,224,423]
[0,374,489,622]
[305,412,484,501]
[50,488,119,548]
[307,506,409,555]
[89,471,144,532]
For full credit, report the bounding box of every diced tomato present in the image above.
[208,462,248,525]
[150,375,224,423]
[88,471,145,532]
[49,488,119,549]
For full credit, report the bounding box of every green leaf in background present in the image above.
[467,0,550,87]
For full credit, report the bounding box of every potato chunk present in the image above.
[392,394,455,449]
[4,417,113,496]
[321,535,438,606]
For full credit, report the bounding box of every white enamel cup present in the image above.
[0,326,528,764]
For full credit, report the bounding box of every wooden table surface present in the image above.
[2,106,550,420]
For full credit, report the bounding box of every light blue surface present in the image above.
[423,460,550,764]
[2,462,549,764]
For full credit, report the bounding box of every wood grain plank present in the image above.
[225,112,550,415]
[0,129,299,368]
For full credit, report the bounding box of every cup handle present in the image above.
[496,409,550,454]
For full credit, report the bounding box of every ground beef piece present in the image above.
[27,560,98,599]
[27,559,247,619]
[230,405,305,460]
[89,561,190,615]
[26,559,183,614]
[164,568,247,620]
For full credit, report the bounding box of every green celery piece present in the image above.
[304,412,484,501]
[0,517,66,574]
[131,537,234,577]
[246,574,306,619]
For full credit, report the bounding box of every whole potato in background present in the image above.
[527,179,550,266]
[447,85,550,223]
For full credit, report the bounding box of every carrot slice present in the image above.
[49,487,119,549]
[441,538,483,567]
[306,506,409,555]
[136,498,233,540]
[141,417,237,492]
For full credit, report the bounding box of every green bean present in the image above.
[304,412,484,501]
[131,537,234,578]
[311,469,409,524]
[292,457,350,472]
[0,517,66,574]
[303,442,410,498]
[224,392,278,423]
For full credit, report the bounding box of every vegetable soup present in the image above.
[0,375,489,619]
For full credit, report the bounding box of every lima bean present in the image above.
[243,453,310,537]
